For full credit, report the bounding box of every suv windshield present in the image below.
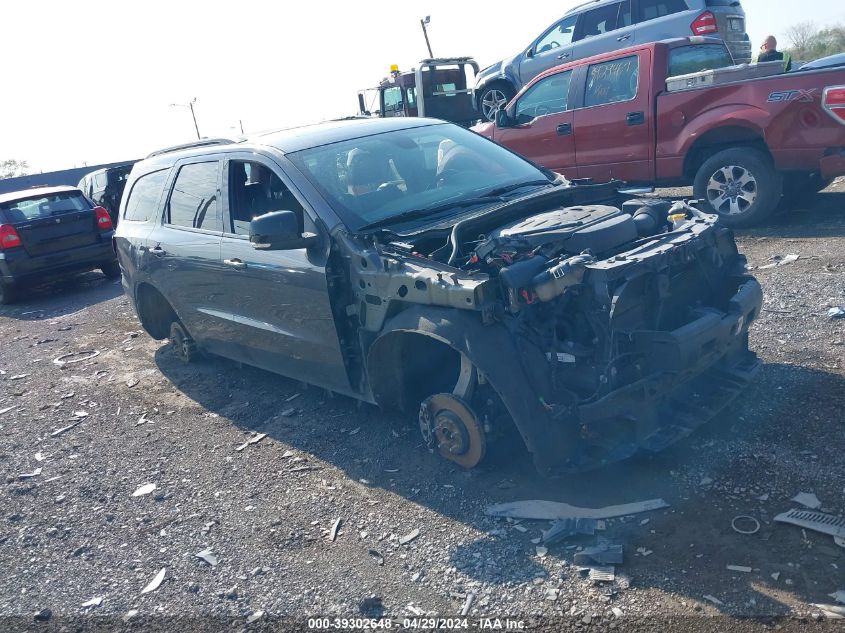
[0,191,90,223]
[288,124,552,231]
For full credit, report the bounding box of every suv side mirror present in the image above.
[250,210,317,250]
[495,109,514,128]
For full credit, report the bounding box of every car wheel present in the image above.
[169,321,199,364]
[0,282,18,305]
[478,85,515,122]
[101,261,122,279]
[693,148,782,228]
[782,173,833,206]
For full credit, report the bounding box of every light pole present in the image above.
[420,16,433,58]
[169,98,200,139]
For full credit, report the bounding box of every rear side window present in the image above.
[167,161,221,231]
[516,71,574,122]
[638,0,689,21]
[577,1,628,40]
[93,172,107,189]
[585,55,640,107]
[668,44,734,76]
[0,191,89,223]
[123,169,168,222]
[534,15,578,54]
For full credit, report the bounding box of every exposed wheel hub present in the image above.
[419,394,486,469]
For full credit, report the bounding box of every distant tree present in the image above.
[0,159,29,179]
[786,21,816,60]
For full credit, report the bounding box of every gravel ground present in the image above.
[1,181,843,631]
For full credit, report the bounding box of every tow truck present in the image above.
[357,57,481,127]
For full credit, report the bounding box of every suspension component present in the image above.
[419,393,486,469]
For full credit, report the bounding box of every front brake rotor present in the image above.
[419,394,486,469]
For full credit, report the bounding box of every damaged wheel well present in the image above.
[135,283,178,340]
[683,126,771,180]
[367,331,461,412]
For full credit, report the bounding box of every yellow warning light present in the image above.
[390,64,400,73]
[668,213,687,223]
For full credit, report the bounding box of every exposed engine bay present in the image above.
[335,189,762,472]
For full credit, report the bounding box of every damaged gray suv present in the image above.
[115,118,762,473]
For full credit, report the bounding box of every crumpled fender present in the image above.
[366,305,576,472]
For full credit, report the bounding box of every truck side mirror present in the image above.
[495,109,514,128]
[250,210,317,251]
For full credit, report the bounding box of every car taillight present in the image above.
[0,224,22,250]
[822,86,845,125]
[691,11,718,35]
[94,206,113,230]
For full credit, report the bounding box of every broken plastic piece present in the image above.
[81,596,103,608]
[399,528,420,545]
[53,350,100,366]
[141,568,166,594]
[726,565,752,573]
[329,518,342,542]
[132,483,157,497]
[196,548,219,566]
[829,307,845,320]
[235,432,267,452]
[703,594,724,606]
[588,565,615,582]
[485,498,669,521]
[574,541,623,565]
[731,515,761,535]
[774,509,845,538]
[543,518,597,544]
[813,604,845,620]
[792,492,822,510]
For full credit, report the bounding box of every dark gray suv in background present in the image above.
[115,118,761,473]
[475,0,752,120]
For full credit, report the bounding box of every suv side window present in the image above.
[515,71,574,123]
[123,169,168,222]
[637,0,688,22]
[584,55,640,107]
[166,161,221,231]
[533,15,578,55]
[576,1,627,40]
[227,160,305,236]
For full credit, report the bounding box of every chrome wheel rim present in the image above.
[706,165,759,216]
[481,89,509,121]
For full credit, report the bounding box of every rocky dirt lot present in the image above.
[0,182,843,632]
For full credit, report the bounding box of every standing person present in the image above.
[757,35,792,72]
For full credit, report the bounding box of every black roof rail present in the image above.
[146,138,236,159]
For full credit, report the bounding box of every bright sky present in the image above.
[4,0,843,173]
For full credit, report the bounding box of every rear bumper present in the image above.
[0,237,116,286]
[820,148,845,180]
[546,278,763,472]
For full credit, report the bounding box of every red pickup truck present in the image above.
[474,37,845,227]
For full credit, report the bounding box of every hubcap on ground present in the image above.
[419,394,486,469]
[481,89,509,122]
[706,165,758,216]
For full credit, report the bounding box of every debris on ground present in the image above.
[50,421,82,437]
[758,253,799,269]
[586,565,615,582]
[81,596,103,608]
[813,604,845,620]
[399,528,420,545]
[196,548,219,566]
[573,540,624,565]
[18,468,42,480]
[329,518,342,542]
[53,350,100,366]
[140,568,166,594]
[235,432,267,452]
[829,307,845,320]
[122,610,139,623]
[247,611,265,623]
[460,593,475,616]
[731,515,761,535]
[536,546,549,558]
[543,518,597,544]
[131,483,157,497]
[485,498,669,521]
[792,492,822,509]
[368,549,384,566]
[774,509,845,538]
[726,565,752,573]
[703,595,724,606]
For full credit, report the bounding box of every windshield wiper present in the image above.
[357,180,554,232]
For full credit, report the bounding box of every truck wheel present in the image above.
[693,148,782,228]
[0,282,18,305]
[478,84,515,122]
[100,261,122,279]
[782,173,833,206]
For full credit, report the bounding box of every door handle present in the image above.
[149,246,166,257]
[224,258,247,269]
[626,111,645,126]
[557,122,573,136]
[617,34,631,42]
[557,52,570,60]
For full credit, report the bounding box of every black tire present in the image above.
[782,173,833,206]
[0,282,18,305]
[169,321,199,364]
[693,147,783,228]
[101,261,122,279]
[478,84,516,123]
